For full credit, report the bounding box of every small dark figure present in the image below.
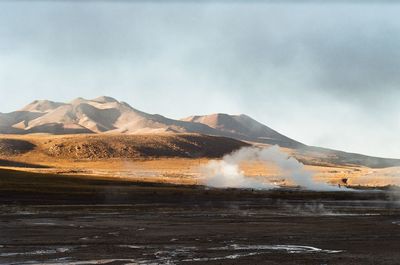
[341,178,349,185]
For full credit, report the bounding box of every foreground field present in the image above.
[1,168,400,264]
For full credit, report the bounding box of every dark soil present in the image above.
[0,168,399,264]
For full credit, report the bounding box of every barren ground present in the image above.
[0,133,397,187]
[0,168,400,264]
[1,134,400,264]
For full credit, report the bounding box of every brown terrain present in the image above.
[0,133,398,187]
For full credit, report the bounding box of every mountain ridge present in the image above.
[0,96,301,147]
[182,113,304,148]
[1,96,400,168]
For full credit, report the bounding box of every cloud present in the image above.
[0,2,399,157]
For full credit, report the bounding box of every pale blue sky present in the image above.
[1,1,400,158]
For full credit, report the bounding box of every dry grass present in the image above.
[0,133,398,187]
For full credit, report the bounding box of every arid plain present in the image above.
[0,133,398,187]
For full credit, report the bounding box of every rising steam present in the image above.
[202,146,344,191]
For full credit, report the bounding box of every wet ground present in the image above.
[1,170,400,264]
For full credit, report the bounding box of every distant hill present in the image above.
[182,113,303,148]
[0,134,249,160]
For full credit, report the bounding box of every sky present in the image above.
[0,1,400,158]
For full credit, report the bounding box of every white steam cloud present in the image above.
[202,146,344,191]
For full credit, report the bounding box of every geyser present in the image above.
[202,146,345,191]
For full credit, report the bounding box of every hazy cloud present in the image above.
[0,1,400,157]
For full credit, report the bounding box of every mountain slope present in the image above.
[0,97,221,135]
[182,113,304,148]
[0,134,249,160]
[21,100,66,113]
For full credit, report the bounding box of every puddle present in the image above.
[181,244,343,262]
[325,213,380,216]
[211,244,343,254]
[18,259,139,265]
[78,235,100,241]
[12,211,36,215]
[4,243,343,264]
[32,222,57,226]
[0,247,71,257]
[183,252,260,262]
[118,245,147,249]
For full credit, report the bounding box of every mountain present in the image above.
[0,97,302,148]
[182,113,303,148]
[0,97,220,135]
[1,96,400,168]
[181,113,400,168]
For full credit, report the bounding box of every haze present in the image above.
[0,1,399,158]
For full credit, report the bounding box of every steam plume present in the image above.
[202,146,344,191]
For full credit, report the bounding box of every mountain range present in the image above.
[0,96,301,148]
[1,96,399,168]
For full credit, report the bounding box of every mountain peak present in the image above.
[20,99,65,113]
[182,113,303,148]
[92,96,119,103]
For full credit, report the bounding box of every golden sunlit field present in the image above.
[0,133,398,187]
